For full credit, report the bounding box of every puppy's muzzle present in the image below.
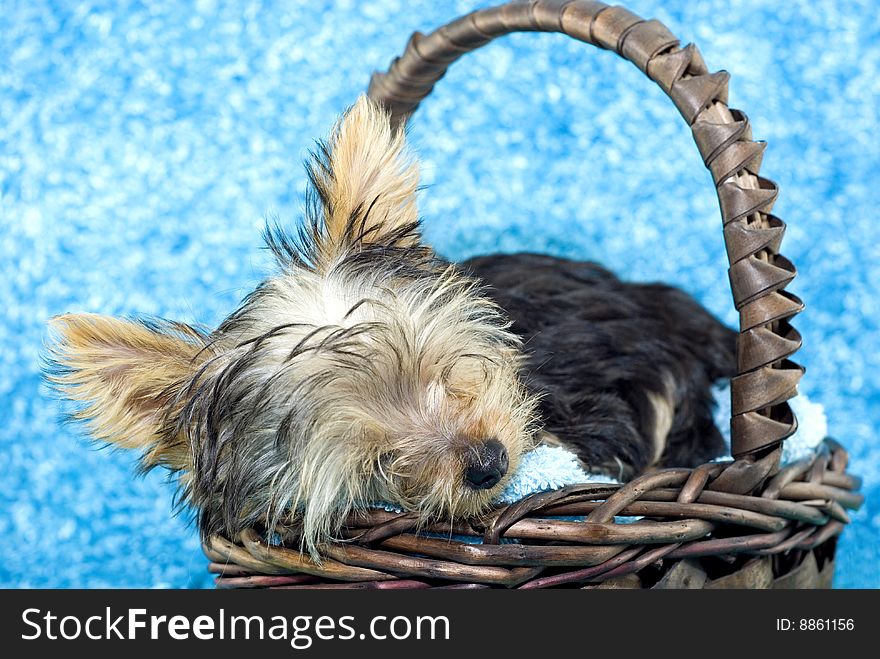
[464,439,508,490]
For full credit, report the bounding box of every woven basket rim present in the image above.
[207,438,863,588]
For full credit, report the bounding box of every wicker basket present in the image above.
[204,0,864,589]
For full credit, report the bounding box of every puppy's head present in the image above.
[47,97,539,556]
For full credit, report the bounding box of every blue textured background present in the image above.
[1,0,877,588]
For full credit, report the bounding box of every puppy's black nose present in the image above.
[464,439,508,490]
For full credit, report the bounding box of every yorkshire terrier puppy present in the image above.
[47,96,734,556]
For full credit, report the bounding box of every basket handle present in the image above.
[367,0,804,461]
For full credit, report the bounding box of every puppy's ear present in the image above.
[306,94,420,264]
[45,313,209,473]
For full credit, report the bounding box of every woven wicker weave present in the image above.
[205,1,864,589]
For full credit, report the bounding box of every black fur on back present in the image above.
[463,252,736,479]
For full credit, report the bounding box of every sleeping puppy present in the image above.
[48,96,735,555]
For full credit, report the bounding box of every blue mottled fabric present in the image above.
[1,0,877,588]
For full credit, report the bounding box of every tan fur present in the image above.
[47,313,208,472]
[311,96,420,266]
[211,259,540,556]
[646,380,676,467]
